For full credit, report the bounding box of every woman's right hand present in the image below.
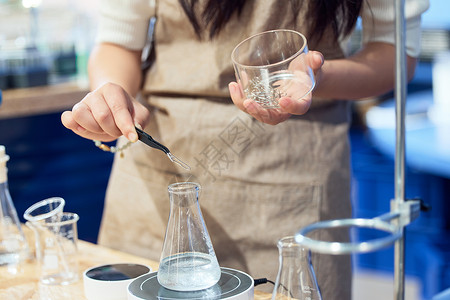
[61,82,150,143]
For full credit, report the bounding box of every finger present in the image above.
[278,95,311,115]
[132,100,151,130]
[61,111,118,142]
[61,110,83,132]
[243,99,291,125]
[305,51,324,74]
[229,82,247,112]
[86,93,123,138]
[71,100,104,134]
[102,85,139,142]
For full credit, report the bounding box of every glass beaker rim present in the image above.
[168,182,201,192]
[23,197,65,222]
[231,29,308,69]
[39,212,79,227]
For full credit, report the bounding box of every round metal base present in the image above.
[127,267,254,300]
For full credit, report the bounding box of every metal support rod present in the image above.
[394,0,407,299]
[294,2,414,299]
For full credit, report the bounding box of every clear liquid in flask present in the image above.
[158,252,221,291]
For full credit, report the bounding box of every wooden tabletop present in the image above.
[0,239,271,300]
[0,240,159,300]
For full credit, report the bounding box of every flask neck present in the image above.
[0,146,9,184]
[0,181,12,212]
[274,236,322,300]
[0,180,8,191]
[0,163,7,184]
[168,182,200,207]
[278,244,311,271]
[277,237,310,260]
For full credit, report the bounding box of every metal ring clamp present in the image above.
[295,217,403,255]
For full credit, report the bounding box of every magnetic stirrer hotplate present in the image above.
[127,267,254,300]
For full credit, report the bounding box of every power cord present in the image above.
[254,278,275,286]
[254,278,293,297]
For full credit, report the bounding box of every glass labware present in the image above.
[23,197,65,225]
[0,146,30,266]
[272,236,322,300]
[23,197,66,275]
[231,29,315,109]
[31,212,80,285]
[157,182,221,291]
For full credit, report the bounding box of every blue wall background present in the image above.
[0,113,113,243]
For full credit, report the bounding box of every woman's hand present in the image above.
[61,82,150,142]
[229,51,324,125]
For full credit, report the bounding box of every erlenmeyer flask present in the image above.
[272,236,322,300]
[0,146,30,266]
[157,182,221,291]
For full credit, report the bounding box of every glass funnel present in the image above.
[272,236,322,300]
[157,182,221,291]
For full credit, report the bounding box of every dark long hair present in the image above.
[179,0,363,43]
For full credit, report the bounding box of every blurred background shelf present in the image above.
[0,81,88,118]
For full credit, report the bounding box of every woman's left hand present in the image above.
[229,51,324,125]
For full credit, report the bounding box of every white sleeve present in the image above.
[96,0,156,50]
[361,0,430,57]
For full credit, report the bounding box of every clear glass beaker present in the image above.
[23,197,76,284]
[231,29,315,109]
[27,212,80,285]
[157,182,221,291]
[272,236,322,300]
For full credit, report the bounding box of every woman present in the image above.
[62,0,429,298]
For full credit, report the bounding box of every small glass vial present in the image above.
[272,236,322,300]
[157,182,221,291]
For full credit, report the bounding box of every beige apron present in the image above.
[99,1,352,298]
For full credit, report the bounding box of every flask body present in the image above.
[157,182,221,291]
